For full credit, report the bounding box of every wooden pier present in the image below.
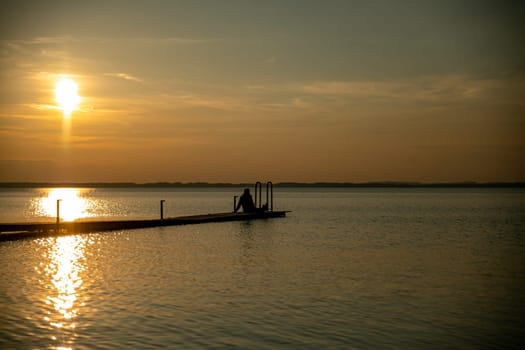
[0,211,288,242]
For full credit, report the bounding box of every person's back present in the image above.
[235,188,256,213]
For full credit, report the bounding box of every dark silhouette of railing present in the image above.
[254,181,273,212]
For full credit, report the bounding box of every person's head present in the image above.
[243,188,250,194]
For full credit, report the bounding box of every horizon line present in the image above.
[0,181,524,188]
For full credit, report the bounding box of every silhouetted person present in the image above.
[235,188,256,213]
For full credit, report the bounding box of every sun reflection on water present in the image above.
[33,188,95,222]
[40,235,87,350]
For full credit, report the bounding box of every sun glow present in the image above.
[36,188,94,222]
[55,77,80,117]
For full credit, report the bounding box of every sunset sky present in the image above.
[1,0,524,183]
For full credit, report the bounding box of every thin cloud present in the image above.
[298,75,522,104]
[164,93,249,112]
[105,72,143,83]
[0,35,214,45]
[0,36,74,46]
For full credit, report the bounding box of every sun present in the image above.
[55,77,80,117]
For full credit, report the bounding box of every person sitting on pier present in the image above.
[235,188,256,213]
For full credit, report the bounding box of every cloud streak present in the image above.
[297,75,518,103]
[105,73,143,83]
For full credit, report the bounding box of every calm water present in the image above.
[1,187,524,349]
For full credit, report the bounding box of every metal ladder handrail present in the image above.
[254,181,262,209]
[253,181,273,212]
[266,181,273,212]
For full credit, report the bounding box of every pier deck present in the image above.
[0,211,288,242]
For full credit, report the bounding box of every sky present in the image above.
[1,0,524,183]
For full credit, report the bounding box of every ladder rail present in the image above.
[254,181,262,209]
[266,181,273,211]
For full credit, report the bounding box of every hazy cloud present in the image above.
[298,75,525,105]
[105,73,143,83]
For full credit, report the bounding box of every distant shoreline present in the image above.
[0,182,524,188]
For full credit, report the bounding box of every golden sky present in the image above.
[1,0,524,183]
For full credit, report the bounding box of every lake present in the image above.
[1,187,524,349]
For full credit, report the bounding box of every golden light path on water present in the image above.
[34,188,95,222]
[31,188,93,349]
[38,235,88,350]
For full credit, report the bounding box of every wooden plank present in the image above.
[0,211,288,242]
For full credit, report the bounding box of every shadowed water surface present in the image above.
[1,187,524,349]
